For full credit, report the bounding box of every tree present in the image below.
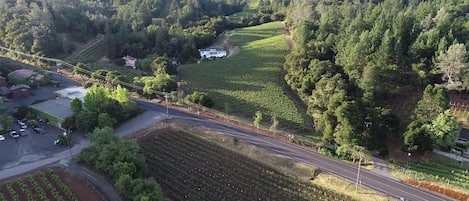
[270,115,279,134]
[75,110,98,132]
[403,120,433,152]
[84,85,111,112]
[134,73,177,96]
[98,112,116,128]
[253,111,263,129]
[0,114,13,131]
[184,91,214,108]
[436,43,469,89]
[426,110,459,148]
[70,98,83,114]
[151,56,177,75]
[112,85,132,104]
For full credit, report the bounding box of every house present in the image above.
[9,84,31,99]
[8,69,44,85]
[199,48,227,59]
[122,55,137,69]
[0,76,7,87]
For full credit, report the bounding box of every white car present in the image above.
[20,123,27,129]
[10,131,19,138]
[0,135,5,141]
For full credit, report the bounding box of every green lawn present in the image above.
[179,22,311,130]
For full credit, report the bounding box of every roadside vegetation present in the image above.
[137,125,354,201]
[390,155,469,200]
[77,126,163,201]
[179,22,311,131]
[69,85,142,132]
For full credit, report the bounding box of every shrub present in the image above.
[184,91,214,108]
[82,81,94,88]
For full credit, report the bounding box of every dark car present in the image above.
[33,127,44,134]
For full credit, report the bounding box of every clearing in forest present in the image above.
[179,22,311,130]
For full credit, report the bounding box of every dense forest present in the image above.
[1,0,466,155]
[0,0,290,62]
[284,0,469,154]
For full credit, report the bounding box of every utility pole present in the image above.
[406,152,411,174]
[165,93,169,119]
[355,153,363,192]
[63,130,72,159]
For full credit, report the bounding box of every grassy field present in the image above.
[179,22,311,130]
[0,168,104,201]
[137,127,355,201]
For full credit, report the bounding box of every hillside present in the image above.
[179,22,312,131]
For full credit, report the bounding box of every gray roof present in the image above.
[10,84,30,91]
[8,69,34,80]
[30,98,73,120]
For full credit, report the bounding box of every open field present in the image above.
[0,167,104,201]
[137,127,354,201]
[179,22,311,130]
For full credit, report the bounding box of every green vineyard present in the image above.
[139,130,354,201]
[0,169,79,201]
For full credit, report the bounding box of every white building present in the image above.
[199,48,227,59]
[122,55,137,69]
[54,86,88,102]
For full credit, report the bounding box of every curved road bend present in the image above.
[13,72,451,201]
[137,100,452,201]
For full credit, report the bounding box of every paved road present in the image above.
[137,101,453,201]
[0,68,453,201]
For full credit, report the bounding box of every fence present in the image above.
[0,45,320,149]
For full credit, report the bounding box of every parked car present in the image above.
[10,131,19,138]
[19,122,27,129]
[33,127,44,134]
[0,135,5,141]
[19,129,27,136]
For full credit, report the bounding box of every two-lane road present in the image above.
[137,100,452,201]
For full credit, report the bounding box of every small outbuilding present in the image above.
[122,55,137,69]
[10,84,31,99]
[199,48,227,59]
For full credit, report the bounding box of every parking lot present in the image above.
[0,84,85,170]
[0,120,82,170]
